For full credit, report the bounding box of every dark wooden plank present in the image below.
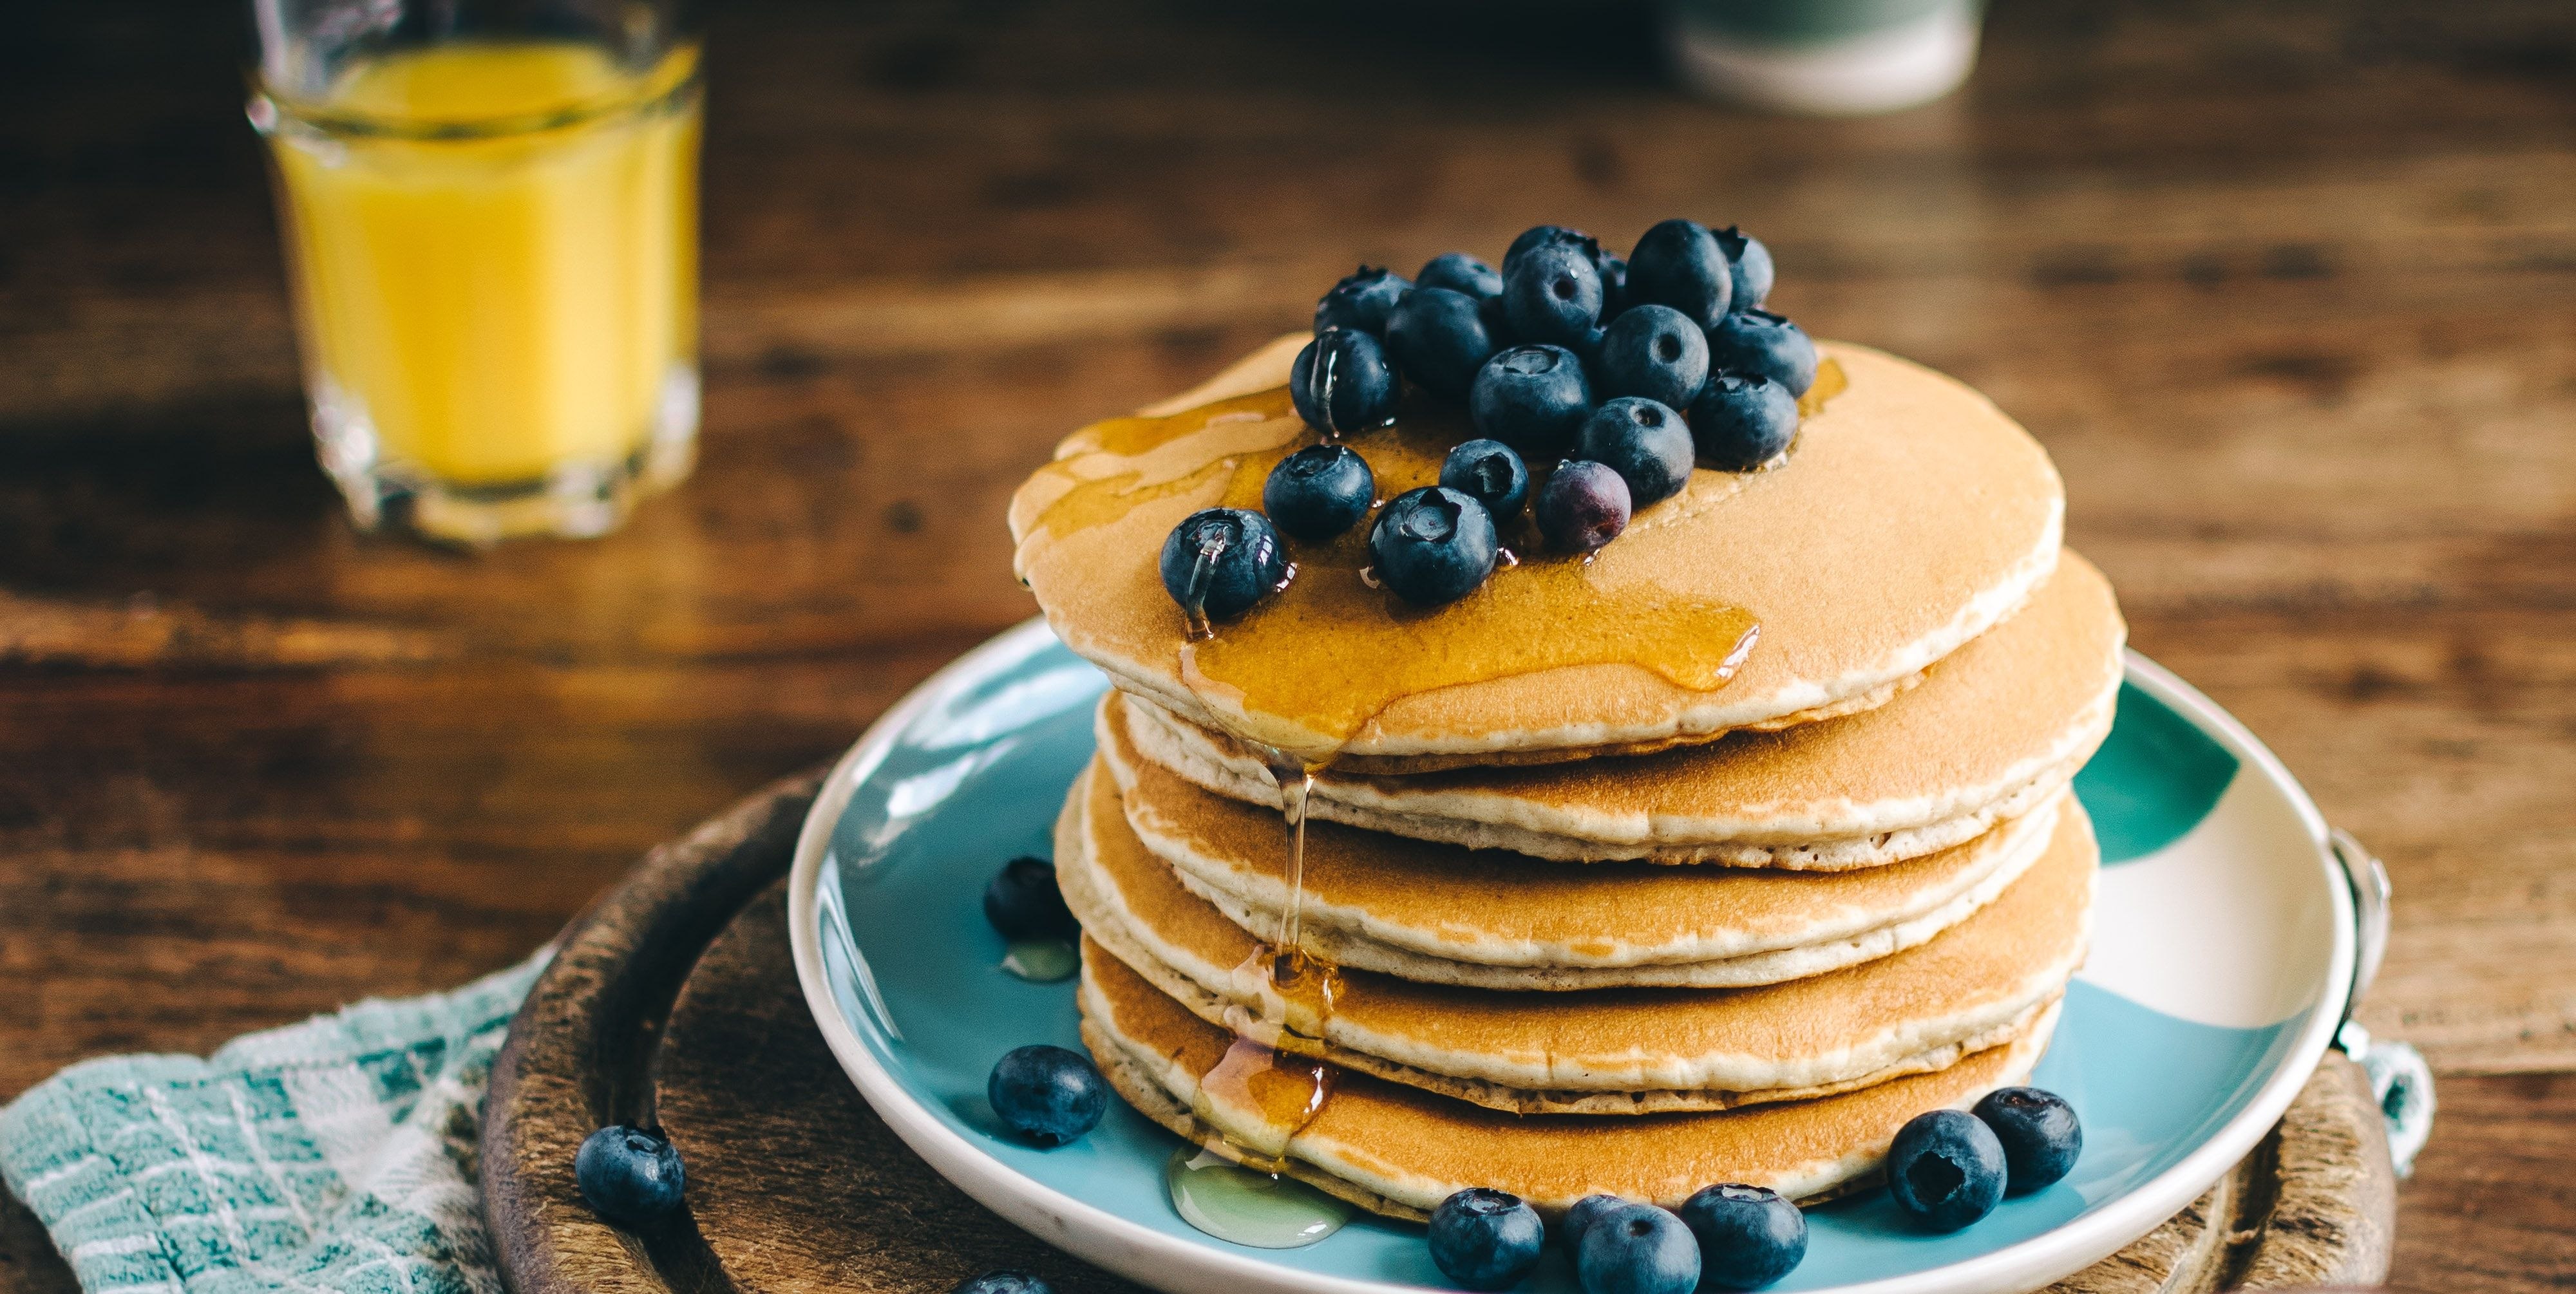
[2389,1071,2576,1292]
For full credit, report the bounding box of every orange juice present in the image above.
[260,41,700,518]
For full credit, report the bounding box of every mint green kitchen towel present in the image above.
[1,955,544,1294]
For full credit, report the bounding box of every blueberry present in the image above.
[1418,251,1504,300]
[1577,399,1694,507]
[1973,1087,2083,1194]
[1502,225,1601,279]
[982,856,1075,941]
[1535,461,1631,554]
[1502,241,1605,350]
[1678,1185,1806,1290]
[1264,444,1376,541]
[1625,219,1734,328]
[1712,227,1774,311]
[951,1273,1054,1294]
[1886,1109,2008,1231]
[1439,438,1531,520]
[1369,486,1499,606]
[1687,374,1799,472]
[574,1125,685,1228]
[1560,1194,1629,1249]
[1470,344,1595,459]
[1386,287,1502,399]
[1427,1188,1546,1291]
[1314,265,1412,335]
[987,1044,1109,1146]
[1596,249,1629,317]
[1574,1204,1700,1294]
[1594,305,1710,409]
[1159,508,1287,623]
[1705,310,1817,397]
[1291,328,1400,435]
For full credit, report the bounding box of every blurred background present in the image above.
[2,0,2571,1289]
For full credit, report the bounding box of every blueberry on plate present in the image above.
[1678,1185,1806,1291]
[1428,1188,1546,1291]
[1502,241,1605,350]
[1713,227,1774,311]
[1264,444,1376,541]
[1625,219,1734,328]
[1887,1108,2008,1230]
[1369,486,1499,606]
[1973,1087,2083,1194]
[1418,251,1504,301]
[1687,374,1799,472]
[1159,507,1287,622]
[982,856,1075,941]
[1439,438,1531,520]
[1596,248,1629,317]
[987,1044,1109,1146]
[1560,1193,1629,1250]
[574,1125,685,1228]
[1470,344,1595,459]
[1574,1203,1700,1294]
[1593,305,1710,409]
[1535,460,1631,554]
[1705,310,1817,397]
[1291,328,1400,435]
[1502,224,1601,279]
[1314,265,1412,335]
[1577,398,1693,507]
[1386,286,1502,399]
[951,1273,1054,1294]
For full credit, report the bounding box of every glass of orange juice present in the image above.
[249,0,702,544]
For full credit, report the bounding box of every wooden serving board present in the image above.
[478,776,2396,1294]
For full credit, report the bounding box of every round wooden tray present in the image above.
[478,776,2396,1294]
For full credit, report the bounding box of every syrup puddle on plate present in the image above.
[998,937,1078,982]
[1165,1145,1354,1248]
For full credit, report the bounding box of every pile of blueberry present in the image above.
[1423,1087,2081,1292]
[1162,220,1820,618]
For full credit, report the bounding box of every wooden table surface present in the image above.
[4,0,2571,1289]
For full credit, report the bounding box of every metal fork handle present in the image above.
[2329,827,2391,1028]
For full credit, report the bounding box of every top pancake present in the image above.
[1009,336,2065,769]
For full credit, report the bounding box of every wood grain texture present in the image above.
[478,780,2391,1294]
[3,0,2571,1290]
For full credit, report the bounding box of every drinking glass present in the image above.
[249,0,703,543]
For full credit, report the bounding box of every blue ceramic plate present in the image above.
[788,620,2355,1294]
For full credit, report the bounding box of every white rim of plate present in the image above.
[787,618,2356,1294]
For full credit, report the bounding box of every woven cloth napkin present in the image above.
[1,957,544,1294]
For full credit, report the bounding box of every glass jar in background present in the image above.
[249,0,702,544]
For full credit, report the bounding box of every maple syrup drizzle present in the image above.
[1181,529,1227,642]
[1188,748,1343,1172]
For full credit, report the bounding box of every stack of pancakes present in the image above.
[1007,335,2125,1221]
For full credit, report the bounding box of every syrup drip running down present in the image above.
[1188,748,1344,1175]
[1180,529,1227,642]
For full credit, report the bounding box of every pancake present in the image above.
[1057,761,2093,1112]
[1080,945,2060,1219]
[1009,337,2065,771]
[1120,550,2123,867]
[1098,706,2060,988]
